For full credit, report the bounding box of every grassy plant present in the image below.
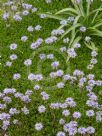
[42,0,102,51]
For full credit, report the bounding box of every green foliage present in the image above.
[43,0,102,51]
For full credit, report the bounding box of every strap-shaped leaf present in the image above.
[57,23,71,30]
[55,8,78,15]
[71,0,81,14]
[87,0,91,16]
[79,0,85,17]
[89,27,102,37]
[84,41,98,51]
[89,8,102,16]
[91,5,102,23]
[60,23,81,39]
[91,41,98,51]
[72,36,82,48]
[69,16,81,46]
[93,22,102,28]
[37,12,64,20]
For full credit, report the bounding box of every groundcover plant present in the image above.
[0,0,102,136]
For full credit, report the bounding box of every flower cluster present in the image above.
[0,88,32,131]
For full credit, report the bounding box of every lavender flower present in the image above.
[56,131,65,136]
[86,126,95,134]
[35,123,43,131]
[73,112,81,119]
[62,110,70,117]
[86,110,95,117]
[21,36,28,42]
[38,105,46,113]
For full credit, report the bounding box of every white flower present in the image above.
[10,54,17,60]
[56,131,65,136]
[6,61,12,67]
[13,73,21,80]
[63,74,70,81]
[62,110,70,117]
[60,47,67,52]
[75,0,81,4]
[13,119,18,124]
[11,6,17,11]
[85,36,91,42]
[22,10,29,16]
[90,58,97,64]
[86,126,95,134]
[9,108,20,115]
[35,25,42,31]
[22,3,32,9]
[30,38,43,49]
[78,127,86,134]
[80,26,86,32]
[21,106,29,115]
[67,48,77,58]
[10,43,17,50]
[21,36,28,42]
[91,50,98,57]
[45,0,52,3]
[59,119,65,125]
[86,110,95,117]
[3,96,12,104]
[2,120,10,130]
[13,14,22,21]
[51,61,59,69]
[51,29,64,36]
[56,70,64,77]
[34,85,40,90]
[32,7,38,13]
[27,26,34,32]
[45,36,57,44]
[60,20,67,25]
[35,123,43,131]
[73,43,81,48]
[67,16,75,22]
[40,92,50,100]
[57,82,65,88]
[73,112,81,119]
[63,38,69,43]
[87,64,94,70]
[2,13,9,20]
[47,54,54,59]
[28,73,35,80]
[25,90,33,95]
[96,111,102,122]
[0,113,10,120]
[24,59,32,66]
[38,105,46,113]
[40,14,46,18]
[39,54,46,60]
